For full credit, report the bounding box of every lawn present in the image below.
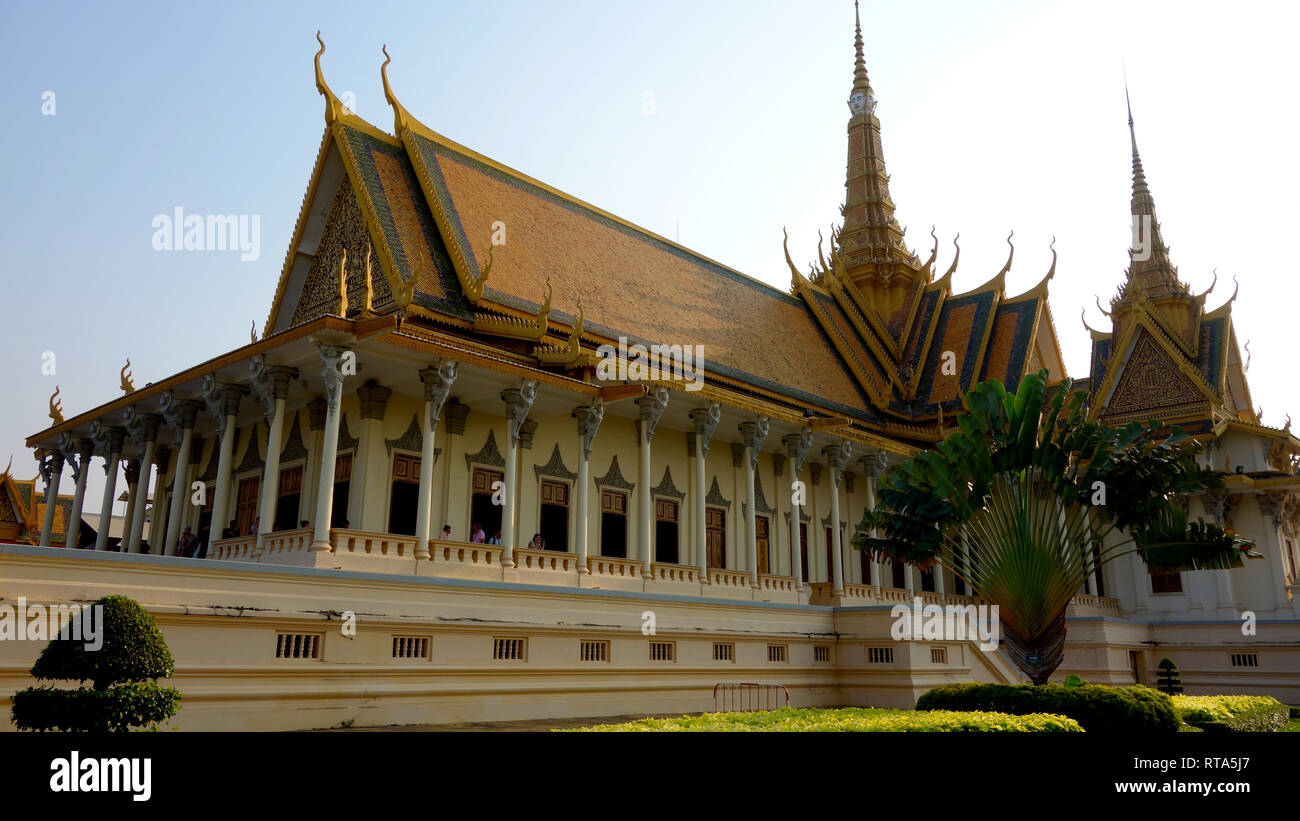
[566,707,1082,732]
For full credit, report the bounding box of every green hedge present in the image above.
[31,594,174,689]
[11,682,181,733]
[916,682,1179,733]
[568,707,1083,732]
[11,595,180,732]
[1172,695,1290,733]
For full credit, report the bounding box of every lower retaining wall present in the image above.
[1,546,1297,729]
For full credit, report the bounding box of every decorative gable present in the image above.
[1103,329,1208,422]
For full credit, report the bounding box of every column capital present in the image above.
[1257,490,1289,526]
[249,355,300,416]
[202,375,248,430]
[356,379,393,421]
[90,420,127,458]
[123,407,163,447]
[519,419,539,450]
[739,416,769,469]
[782,428,814,473]
[636,386,670,443]
[858,449,890,479]
[823,440,852,475]
[572,401,606,460]
[38,449,64,484]
[123,458,141,486]
[307,396,327,431]
[772,453,786,478]
[314,342,352,412]
[159,390,202,441]
[689,401,722,455]
[444,399,470,436]
[502,380,538,444]
[418,358,459,429]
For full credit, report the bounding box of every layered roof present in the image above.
[264,25,1065,446]
[1086,91,1258,432]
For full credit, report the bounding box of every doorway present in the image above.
[471,466,505,543]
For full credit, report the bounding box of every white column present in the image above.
[37,450,64,547]
[740,418,769,586]
[862,452,884,590]
[415,360,458,560]
[124,409,162,553]
[689,403,720,582]
[500,381,538,567]
[120,459,140,551]
[250,359,299,553]
[825,441,851,597]
[62,438,93,548]
[1257,492,1294,610]
[573,402,604,573]
[127,443,155,553]
[162,395,201,556]
[784,429,812,590]
[90,424,126,551]
[310,343,349,552]
[636,388,669,578]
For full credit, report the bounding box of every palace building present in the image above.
[2,7,1297,729]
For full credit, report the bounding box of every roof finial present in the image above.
[49,386,64,425]
[381,44,414,134]
[1125,74,1151,209]
[853,0,869,94]
[314,32,346,125]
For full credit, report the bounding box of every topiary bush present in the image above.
[11,595,181,732]
[916,682,1179,733]
[1172,695,1290,733]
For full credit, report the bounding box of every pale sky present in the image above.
[2,0,1297,511]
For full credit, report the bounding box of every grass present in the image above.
[1171,694,1291,733]
[564,707,1082,733]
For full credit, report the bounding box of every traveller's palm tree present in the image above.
[854,370,1251,684]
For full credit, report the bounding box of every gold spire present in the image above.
[1119,84,1187,302]
[836,1,921,300]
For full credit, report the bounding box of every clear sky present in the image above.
[2,0,1297,511]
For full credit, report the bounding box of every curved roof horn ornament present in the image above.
[314,31,347,125]
[997,229,1015,277]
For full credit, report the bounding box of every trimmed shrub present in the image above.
[30,594,174,689]
[11,595,180,732]
[916,682,1179,733]
[567,707,1083,732]
[1172,695,1290,733]
[11,682,181,733]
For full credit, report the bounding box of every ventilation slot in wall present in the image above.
[275,633,321,660]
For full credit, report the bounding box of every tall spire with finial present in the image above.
[1120,84,1186,301]
[837,1,919,288]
